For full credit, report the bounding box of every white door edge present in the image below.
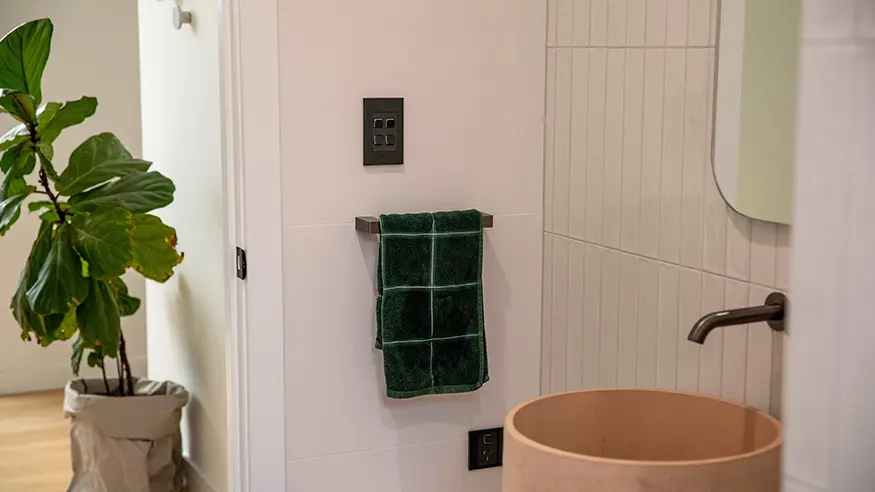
[219,0,286,489]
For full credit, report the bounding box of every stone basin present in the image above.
[503,389,782,492]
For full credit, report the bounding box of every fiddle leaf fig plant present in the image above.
[0,19,183,396]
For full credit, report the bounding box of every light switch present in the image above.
[363,98,404,166]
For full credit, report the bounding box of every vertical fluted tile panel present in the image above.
[541,234,554,393]
[617,253,640,387]
[598,249,621,387]
[646,0,668,47]
[585,49,608,243]
[626,0,647,46]
[676,268,702,392]
[636,258,660,387]
[573,0,592,47]
[698,273,725,397]
[557,0,576,46]
[746,284,775,413]
[722,279,750,403]
[542,0,788,418]
[550,238,570,391]
[620,49,645,253]
[570,49,590,240]
[582,244,603,389]
[666,0,691,47]
[544,49,557,232]
[602,50,626,249]
[607,0,628,46]
[679,48,710,270]
[659,49,687,264]
[590,0,609,46]
[639,49,666,258]
[553,49,574,236]
[566,241,586,390]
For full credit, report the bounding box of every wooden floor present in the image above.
[0,390,70,491]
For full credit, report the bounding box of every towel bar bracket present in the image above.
[355,213,494,234]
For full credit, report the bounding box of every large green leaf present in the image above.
[130,214,183,282]
[0,140,35,175]
[27,200,52,212]
[11,221,53,341]
[37,140,52,160]
[71,335,85,376]
[58,133,150,195]
[0,190,30,234]
[36,101,60,128]
[76,278,121,358]
[109,277,141,317]
[26,309,78,347]
[0,168,35,235]
[68,171,174,214]
[71,207,133,279]
[21,221,53,287]
[0,124,28,153]
[26,224,89,315]
[39,97,97,144]
[0,91,37,124]
[46,308,78,342]
[87,351,103,369]
[0,19,53,104]
[12,278,49,343]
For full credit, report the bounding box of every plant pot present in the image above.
[64,378,190,492]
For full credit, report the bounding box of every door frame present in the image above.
[220,0,286,489]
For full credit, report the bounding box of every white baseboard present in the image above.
[0,355,148,395]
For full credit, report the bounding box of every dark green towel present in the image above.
[376,210,489,399]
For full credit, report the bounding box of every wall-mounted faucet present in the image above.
[687,292,787,344]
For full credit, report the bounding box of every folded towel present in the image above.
[376,210,489,399]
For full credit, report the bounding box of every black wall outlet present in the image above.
[468,427,503,471]
[363,97,404,166]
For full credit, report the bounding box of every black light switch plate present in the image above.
[363,97,404,166]
[468,427,503,471]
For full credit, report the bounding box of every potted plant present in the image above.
[0,19,187,492]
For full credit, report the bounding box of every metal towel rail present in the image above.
[354,213,494,234]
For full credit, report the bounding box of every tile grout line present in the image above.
[548,45,717,50]
[580,235,587,388]
[587,0,594,47]
[653,44,666,260]
[613,39,628,383]
[545,231,785,293]
[566,41,577,245]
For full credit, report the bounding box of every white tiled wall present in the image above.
[783,1,875,490]
[542,0,790,416]
[277,2,546,490]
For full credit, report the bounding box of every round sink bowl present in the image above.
[504,389,782,492]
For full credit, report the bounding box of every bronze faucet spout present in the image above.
[687,292,787,344]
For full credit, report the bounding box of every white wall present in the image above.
[541,0,790,417]
[137,1,226,490]
[278,1,546,490]
[0,0,146,394]
[783,1,875,490]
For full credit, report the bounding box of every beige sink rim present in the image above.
[505,388,783,468]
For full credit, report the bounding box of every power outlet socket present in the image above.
[468,427,503,471]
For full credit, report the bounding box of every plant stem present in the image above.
[116,357,124,396]
[37,168,65,222]
[100,362,111,396]
[119,332,135,397]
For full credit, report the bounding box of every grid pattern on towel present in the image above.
[375,210,488,399]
